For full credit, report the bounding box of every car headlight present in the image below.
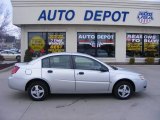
[139,75,145,80]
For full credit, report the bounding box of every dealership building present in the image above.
[12,0,160,62]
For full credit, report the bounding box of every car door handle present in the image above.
[78,72,84,75]
[47,70,53,73]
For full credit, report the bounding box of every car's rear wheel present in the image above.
[113,81,133,100]
[27,81,49,101]
[16,56,21,62]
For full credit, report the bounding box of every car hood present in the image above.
[115,67,140,75]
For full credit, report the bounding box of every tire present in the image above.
[113,81,133,100]
[16,56,21,62]
[27,81,49,101]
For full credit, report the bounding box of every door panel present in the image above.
[73,55,110,93]
[75,70,110,93]
[42,68,75,93]
[41,55,75,93]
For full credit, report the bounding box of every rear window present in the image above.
[42,55,71,69]
[42,57,50,68]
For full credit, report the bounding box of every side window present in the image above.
[1,51,7,54]
[42,57,50,68]
[8,51,13,54]
[74,56,102,70]
[50,55,71,69]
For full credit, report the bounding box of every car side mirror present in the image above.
[99,67,108,72]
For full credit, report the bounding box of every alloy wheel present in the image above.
[113,81,133,100]
[28,81,49,101]
[31,85,45,99]
[118,85,131,98]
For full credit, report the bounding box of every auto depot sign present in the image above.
[38,10,129,22]
[13,7,160,27]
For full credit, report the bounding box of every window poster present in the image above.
[29,35,45,52]
[97,33,115,47]
[144,34,159,52]
[77,33,96,47]
[48,32,66,53]
[28,33,46,57]
[126,33,142,51]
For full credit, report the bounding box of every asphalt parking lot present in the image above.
[0,65,160,120]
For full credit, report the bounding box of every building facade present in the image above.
[11,0,160,62]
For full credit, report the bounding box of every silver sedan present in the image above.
[0,50,21,61]
[8,53,147,101]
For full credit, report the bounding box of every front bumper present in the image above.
[135,79,147,92]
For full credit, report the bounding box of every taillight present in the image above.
[11,66,20,74]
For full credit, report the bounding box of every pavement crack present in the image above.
[18,101,33,120]
[56,98,83,108]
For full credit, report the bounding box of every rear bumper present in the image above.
[8,76,26,91]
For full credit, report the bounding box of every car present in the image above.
[8,52,147,101]
[10,48,21,53]
[0,50,21,62]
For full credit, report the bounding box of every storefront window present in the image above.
[126,33,159,57]
[28,32,66,57]
[77,32,115,57]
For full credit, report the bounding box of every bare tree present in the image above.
[0,2,21,40]
[0,2,10,36]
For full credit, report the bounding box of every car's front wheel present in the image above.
[113,81,133,100]
[27,81,49,101]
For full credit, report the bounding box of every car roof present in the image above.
[40,52,92,59]
[44,52,92,58]
[1,50,18,52]
[1,50,14,52]
[29,52,94,64]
